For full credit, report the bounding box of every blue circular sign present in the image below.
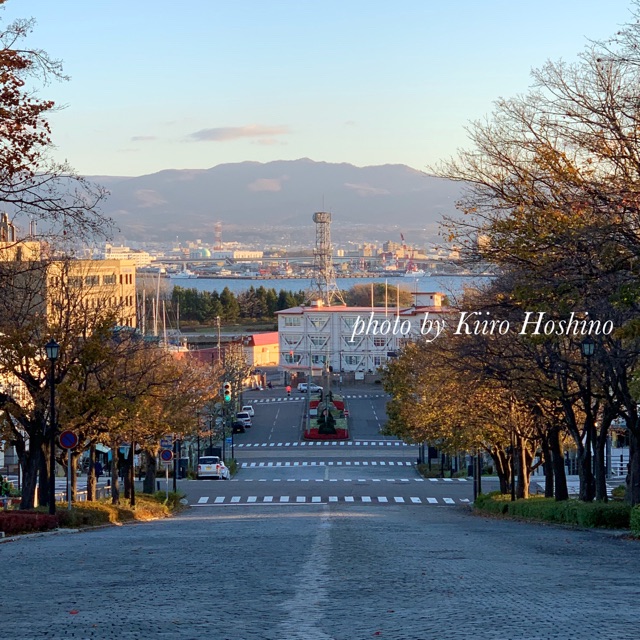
[59,430,79,450]
[160,449,173,462]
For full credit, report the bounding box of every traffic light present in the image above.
[223,381,232,403]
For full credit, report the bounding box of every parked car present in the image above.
[196,456,230,480]
[236,411,252,427]
[241,405,255,417]
[232,421,246,434]
[297,383,323,393]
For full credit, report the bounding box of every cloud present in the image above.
[131,135,157,142]
[248,176,289,192]
[344,182,391,197]
[188,124,290,142]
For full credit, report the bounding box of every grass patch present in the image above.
[56,491,187,529]
[474,492,631,529]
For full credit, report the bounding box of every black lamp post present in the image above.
[581,336,595,486]
[45,339,60,516]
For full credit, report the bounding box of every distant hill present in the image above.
[88,158,463,242]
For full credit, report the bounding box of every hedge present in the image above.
[0,511,58,535]
[474,492,631,529]
[631,506,640,536]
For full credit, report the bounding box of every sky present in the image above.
[3,0,637,177]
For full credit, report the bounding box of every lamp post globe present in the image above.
[46,339,59,516]
[580,336,595,358]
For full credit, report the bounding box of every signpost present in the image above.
[160,448,173,500]
[59,430,79,510]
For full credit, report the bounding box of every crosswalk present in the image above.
[231,476,468,482]
[249,394,388,403]
[193,495,469,506]
[235,440,411,448]
[239,460,420,467]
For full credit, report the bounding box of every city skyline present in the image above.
[1,0,634,177]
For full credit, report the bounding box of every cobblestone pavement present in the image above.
[1,505,638,640]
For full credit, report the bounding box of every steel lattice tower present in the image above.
[309,211,345,306]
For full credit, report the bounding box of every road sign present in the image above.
[59,430,79,450]
[160,437,173,448]
[160,449,174,463]
[225,437,232,445]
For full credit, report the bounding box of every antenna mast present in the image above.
[309,211,345,306]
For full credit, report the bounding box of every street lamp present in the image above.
[581,336,596,499]
[45,338,60,516]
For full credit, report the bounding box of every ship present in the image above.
[169,268,198,279]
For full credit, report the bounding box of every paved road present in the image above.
[187,390,472,508]
[2,505,638,639]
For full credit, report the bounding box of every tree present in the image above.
[345,283,413,308]
[0,5,109,243]
[434,18,640,504]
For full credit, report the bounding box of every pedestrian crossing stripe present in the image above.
[238,461,417,467]
[234,441,411,447]
[248,394,388,403]
[192,495,463,505]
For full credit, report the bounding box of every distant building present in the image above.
[277,292,447,380]
[242,332,279,367]
[100,243,154,268]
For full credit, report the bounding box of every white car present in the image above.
[298,383,323,393]
[241,405,255,417]
[236,411,252,427]
[196,456,230,480]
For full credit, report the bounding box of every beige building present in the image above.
[46,259,137,328]
[1,215,137,328]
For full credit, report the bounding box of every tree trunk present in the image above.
[110,444,120,505]
[86,444,96,502]
[577,447,595,502]
[627,431,640,506]
[516,438,532,500]
[20,442,43,510]
[549,426,568,501]
[143,450,157,494]
[490,448,509,494]
[541,437,554,498]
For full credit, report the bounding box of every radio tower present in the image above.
[309,211,345,306]
[214,221,223,251]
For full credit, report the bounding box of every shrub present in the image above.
[0,511,58,535]
[630,506,640,536]
[474,494,631,528]
[152,490,186,511]
[611,485,626,501]
[57,503,116,528]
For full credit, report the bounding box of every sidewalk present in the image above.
[479,474,625,496]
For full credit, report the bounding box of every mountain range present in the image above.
[89,158,463,244]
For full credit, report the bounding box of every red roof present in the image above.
[246,332,279,346]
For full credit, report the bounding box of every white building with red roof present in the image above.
[276,291,449,378]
